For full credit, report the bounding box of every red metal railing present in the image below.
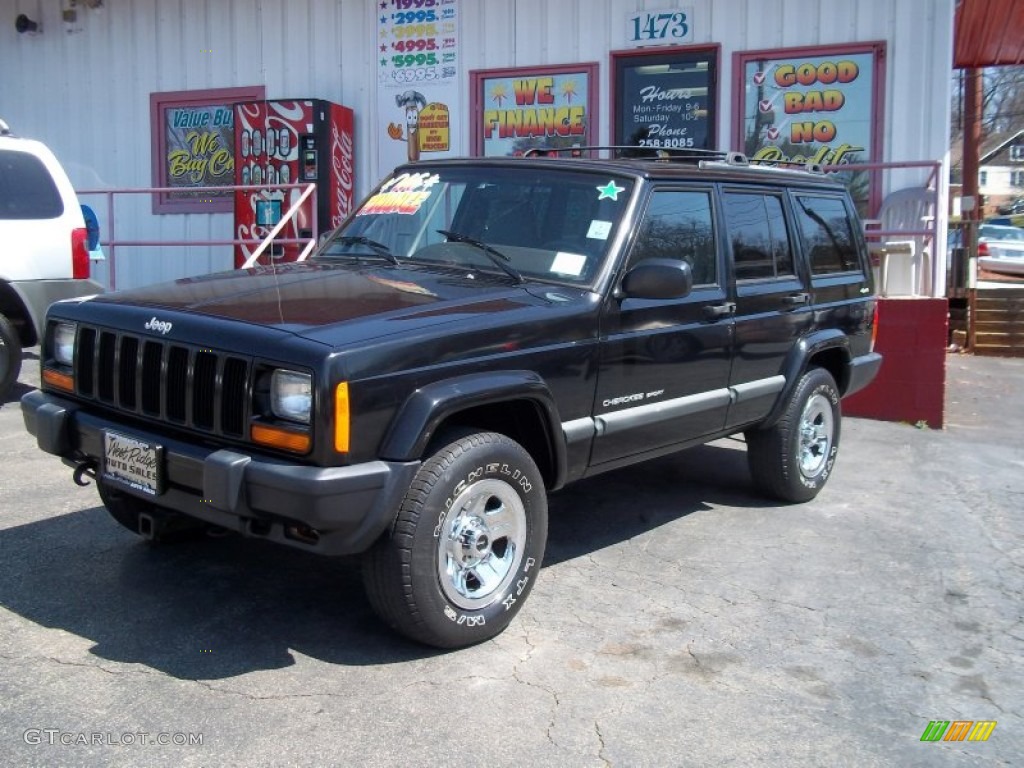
[76,182,318,290]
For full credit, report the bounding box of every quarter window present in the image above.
[631,190,717,286]
[722,193,794,280]
[794,195,860,275]
[0,150,63,220]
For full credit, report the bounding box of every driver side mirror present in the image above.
[618,258,693,300]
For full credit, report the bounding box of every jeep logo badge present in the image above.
[144,317,173,335]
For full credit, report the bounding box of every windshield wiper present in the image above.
[436,229,524,283]
[323,235,400,265]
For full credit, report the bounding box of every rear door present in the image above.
[591,185,734,466]
[720,187,812,429]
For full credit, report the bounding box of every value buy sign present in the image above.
[739,50,878,167]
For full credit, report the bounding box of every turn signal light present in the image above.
[334,382,350,453]
[42,368,75,393]
[251,423,311,453]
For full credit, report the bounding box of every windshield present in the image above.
[315,165,635,285]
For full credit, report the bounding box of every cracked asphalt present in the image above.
[0,350,1021,767]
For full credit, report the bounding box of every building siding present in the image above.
[2,0,954,290]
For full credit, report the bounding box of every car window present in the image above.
[793,195,860,274]
[320,166,634,286]
[630,189,718,286]
[980,225,1024,241]
[722,192,794,280]
[0,149,64,220]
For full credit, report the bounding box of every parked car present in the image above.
[0,119,103,398]
[951,223,1024,276]
[22,148,881,647]
[997,197,1024,216]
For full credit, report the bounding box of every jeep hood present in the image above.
[90,261,566,345]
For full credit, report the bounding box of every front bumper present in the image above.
[21,389,418,556]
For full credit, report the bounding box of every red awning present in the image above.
[955,0,1024,68]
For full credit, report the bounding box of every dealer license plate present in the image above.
[102,431,164,496]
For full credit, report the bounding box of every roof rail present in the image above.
[521,145,827,174]
[522,145,747,164]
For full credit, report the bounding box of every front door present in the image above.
[591,186,734,467]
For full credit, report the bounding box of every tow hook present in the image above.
[72,460,98,487]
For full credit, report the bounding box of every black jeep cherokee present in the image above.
[22,149,881,648]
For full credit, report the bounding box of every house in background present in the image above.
[950,129,1024,218]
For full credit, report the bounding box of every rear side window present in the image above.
[0,149,64,220]
[794,195,860,274]
[722,192,794,280]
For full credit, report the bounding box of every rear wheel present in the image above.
[746,367,841,503]
[97,480,205,543]
[0,313,23,400]
[363,431,547,648]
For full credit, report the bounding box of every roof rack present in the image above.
[521,145,824,174]
[523,145,743,163]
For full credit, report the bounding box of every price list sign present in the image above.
[377,0,462,171]
[378,0,459,87]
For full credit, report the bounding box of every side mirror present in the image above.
[619,258,693,300]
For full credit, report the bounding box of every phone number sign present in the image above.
[625,7,694,47]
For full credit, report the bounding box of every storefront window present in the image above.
[733,43,885,215]
[612,46,719,152]
[470,64,599,157]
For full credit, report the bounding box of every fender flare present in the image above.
[379,370,566,487]
[0,281,41,346]
[759,330,852,429]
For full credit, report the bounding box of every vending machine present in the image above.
[233,99,355,267]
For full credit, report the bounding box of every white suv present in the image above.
[0,120,103,399]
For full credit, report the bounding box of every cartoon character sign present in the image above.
[389,90,428,161]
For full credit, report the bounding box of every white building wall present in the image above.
[1,0,954,291]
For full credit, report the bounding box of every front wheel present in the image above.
[363,431,547,648]
[746,367,841,503]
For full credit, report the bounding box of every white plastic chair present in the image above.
[864,187,937,296]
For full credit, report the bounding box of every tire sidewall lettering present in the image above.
[434,460,534,538]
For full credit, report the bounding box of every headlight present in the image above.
[53,322,77,366]
[271,369,312,424]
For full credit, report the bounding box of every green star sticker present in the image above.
[596,180,625,201]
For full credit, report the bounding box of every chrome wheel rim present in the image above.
[798,393,834,478]
[436,478,526,610]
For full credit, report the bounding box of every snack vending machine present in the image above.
[233,99,355,267]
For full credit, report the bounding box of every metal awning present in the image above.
[955,0,1024,68]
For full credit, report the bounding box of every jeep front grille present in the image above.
[74,326,251,438]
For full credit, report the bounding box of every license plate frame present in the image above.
[102,430,164,496]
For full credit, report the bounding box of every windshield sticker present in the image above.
[357,171,440,216]
[596,180,625,201]
[551,251,587,277]
[587,220,612,240]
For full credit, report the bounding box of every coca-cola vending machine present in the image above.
[234,99,355,267]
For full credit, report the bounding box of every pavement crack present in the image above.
[595,720,611,767]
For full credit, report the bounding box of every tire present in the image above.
[97,479,205,543]
[0,313,23,401]
[363,431,547,648]
[746,367,841,503]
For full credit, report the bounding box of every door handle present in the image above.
[783,292,810,307]
[703,301,736,321]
